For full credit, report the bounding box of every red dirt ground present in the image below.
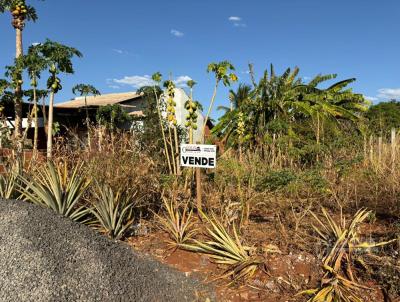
[127,224,390,302]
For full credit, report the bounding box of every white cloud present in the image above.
[229,16,246,28]
[111,75,192,89]
[170,29,184,37]
[31,42,40,46]
[377,88,400,100]
[112,48,124,54]
[229,16,241,21]
[364,95,378,101]
[174,75,192,87]
[113,75,155,89]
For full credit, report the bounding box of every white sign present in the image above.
[180,144,217,169]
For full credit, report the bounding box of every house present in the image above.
[55,88,212,143]
[4,88,213,149]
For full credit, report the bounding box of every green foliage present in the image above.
[18,161,90,221]
[207,61,238,87]
[72,83,100,97]
[256,169,297,192]
[96,104,132,130]
[90,183,135,240]
[213,64,368,150]
[366,100,400,136]
[0,0,40,23]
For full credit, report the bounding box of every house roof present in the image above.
[55,92,142,109]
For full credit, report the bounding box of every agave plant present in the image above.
[299,208,396,301]
[155,197,197,248]
[0,163,22,200]
[184,211,261,283]
[18,161,90,221]
[90,183,134,240]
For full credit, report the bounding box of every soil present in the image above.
[128,216,397,302]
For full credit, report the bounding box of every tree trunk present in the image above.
[14,28,23,152]
[202,80,219,142]
[33,83,39,158]
[173,126,180,175]
[46,91,55,159]
[85,96,91,150]
[154,86,172,174]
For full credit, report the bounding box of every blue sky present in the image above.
[1,0,400,118]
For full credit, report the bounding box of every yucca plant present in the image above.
[184,211,261,284]
[90,183,134,240]
[0,163,22,199]
[155,197,197,248]
[299,207,396,301]
[18,161,90,221]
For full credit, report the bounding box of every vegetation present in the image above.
[72,84,101,149]
[155,196,196,248]
[18,161,90,221]
[185,211,261,284]
[0,2,399,301]
[90,183,135,240]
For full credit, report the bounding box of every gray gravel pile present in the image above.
[0,199,212,302]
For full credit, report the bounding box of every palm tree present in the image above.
[203,61,238,141]
[72,84,101,150]
[36,39,82,159]
[0,0,39,150]
[22,43,48,155]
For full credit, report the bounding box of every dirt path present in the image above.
[0,199,212,302]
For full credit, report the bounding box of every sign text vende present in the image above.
[180,144,217,169]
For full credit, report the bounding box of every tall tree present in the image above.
[22,43,48,155]
[204,61,238,141]
[36,39,82,159]
[72,84,101,150]
[0,0,39,151]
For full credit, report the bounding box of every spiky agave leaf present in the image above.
[154,197,197,247]
[300,207,396,301]
[0,163,22,200]
[90,183,134,240]
[183,211,261,283]
[18,161,90,221]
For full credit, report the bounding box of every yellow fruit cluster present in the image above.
[166,82,177,126]
[237,112,245,137]
[11,1,27,18]
[184,101,198,130]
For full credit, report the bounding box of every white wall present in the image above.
[161,88,205,143]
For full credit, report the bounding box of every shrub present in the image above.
[184,212,262,284]
[19,161,90,221]
[155,196,196,248]
[90,183,135,240]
